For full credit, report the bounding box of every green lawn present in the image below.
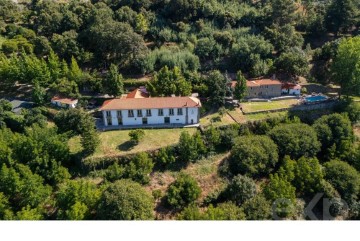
[241,99,299,113]
[244,111,289,121]
[200,112,236,127]
[69,128,197,158]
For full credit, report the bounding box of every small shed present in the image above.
[51,96,78,108]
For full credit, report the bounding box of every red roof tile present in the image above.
[100,97,201,111]
[51,96,78,105]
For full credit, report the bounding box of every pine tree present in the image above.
[103,64,124,97]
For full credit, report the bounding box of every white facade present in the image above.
[102,107,200,127]
[289,89,301,95]
[51,99,78,108]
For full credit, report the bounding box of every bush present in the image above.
[97,179,154,220]
[166,173,201,209]
[129,129,145,144]
[324,160,360,202]
[124,153,154,184]
[226,174,257,205]
[242,194,272,220]
[228,135,279,177]
[154,147,176,166]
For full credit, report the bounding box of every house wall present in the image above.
[289,89,301,95]
[247,85,282,98]
[102,107,200,127]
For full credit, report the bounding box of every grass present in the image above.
[244,111,289,121]
[69,128,197,158]
[200,112,235,127]
[241,99,299,113]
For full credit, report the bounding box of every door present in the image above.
[142,118,148,125]
[164,117,170,124]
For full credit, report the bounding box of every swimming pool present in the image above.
[305,95,328,103]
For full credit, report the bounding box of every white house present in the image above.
[99,96,202,127]
[51,96,78,108]
[281,83,301,96]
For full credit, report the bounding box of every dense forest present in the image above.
[0,0,360,220]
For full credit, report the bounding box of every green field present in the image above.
[200,112,236,127]
[69,128,197,158]
[244,111,289,121]
[241,99,299,113]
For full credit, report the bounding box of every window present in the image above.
[128,110,134,117]
[158,109,164,116]
[177,108,183,115]
[117,111,122,117]
[106,111,111,117]
[146,109,152,116]
[137,110,142,117]
[169,108,174,116]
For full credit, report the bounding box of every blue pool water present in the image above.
[305,95,328,102]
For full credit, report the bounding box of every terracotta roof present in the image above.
[127,88,150,99]
[282,83,301,90]
[51,96,78,105]
[246,79,282,87]
[100,97,202,111]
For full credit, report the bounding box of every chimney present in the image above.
[272,74,276,80]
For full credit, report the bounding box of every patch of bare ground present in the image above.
[147,152,230,220]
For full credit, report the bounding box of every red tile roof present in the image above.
[282,83,301,90]
[100,97,202,111]
[247,79,282,87]
[127,88,150,98]
[51,96,78,105]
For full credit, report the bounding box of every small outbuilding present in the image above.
[281,83,301,96]
[51,96,78,108]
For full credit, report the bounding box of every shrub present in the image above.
[226,175,257,205]
[129,129,145,144]
[166,174,201,209]
[97,179,154,220]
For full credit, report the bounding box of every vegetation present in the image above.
[1,0,360,221]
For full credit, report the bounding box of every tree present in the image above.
[242,194,272,220]
[226,175,257,206]
[128,129,145,145]
[279,156,324,196]
[325,0,359,35]
[313,113,354,159]
[0,164,52,211]
[154,147,176,166]
[275,48,309,79]
[205,70,227,106]
[10,125,71,184]
[103,64,124,97]
[124,152,154,184]
[263,173,296,218]
[203,126,221,152]
[81,127,100,156]
[268,0,298,26]
[233,71,247,101]
[269,123,320,159]
[229,135,279,177]
[97,179,154,220]
[201,202,245,220]
[166,173,201,209]
[177,131,206,162]
[68,56,82,83]
[330,36,360,96]
[56,179,101,220]
[324,160,360,202]
[32,81,46,106]
[147,66,191,97]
